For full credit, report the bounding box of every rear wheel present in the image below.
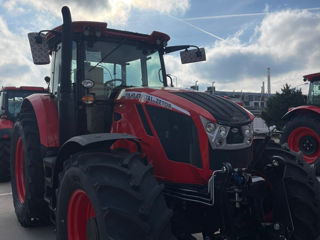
[257,143,320,240]
[0,140,10,182]
[10,109,50,227]
[56,151,176,240]
[281,115,320,167]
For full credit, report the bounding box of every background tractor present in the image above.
[10,6,320,240]
[0,86,45,182]
[281,73,320,174]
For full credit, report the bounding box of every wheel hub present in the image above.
[86,217,99,240]
[298,135,318,155]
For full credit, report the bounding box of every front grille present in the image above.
[145,105,202,168]
[209,146,252,170]
[227,127,244,144]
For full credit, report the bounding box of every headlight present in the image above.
[242,124,252,136]
[215,137,224,146]
[219,127,227,137]
[206,122,216,133]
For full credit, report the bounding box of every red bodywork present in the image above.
[0,86,46,138]
[26,88,215,185]
[0,119,13,139]
[24,94,59,148]
[303,72,320,82]
[111,88,252,185]
[2,86,45,91]
[0,119,13,129]
[282,105,320,120]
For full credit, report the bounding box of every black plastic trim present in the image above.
[209,146,252,170]
[136,104,153,136]
[146,105,202,168]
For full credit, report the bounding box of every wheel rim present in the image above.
[68,189,95,240]
[15,137,25,203]
[288,127,320,164]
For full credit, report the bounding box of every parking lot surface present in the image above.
[0,181,203,240]
[0,181,55,240]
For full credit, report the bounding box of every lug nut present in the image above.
[273,223,280,231]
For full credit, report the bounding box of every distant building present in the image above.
[205,86,273,116]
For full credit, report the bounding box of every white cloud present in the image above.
[5,0,190,26]
[0,16,49,87]
[165,9,320,93]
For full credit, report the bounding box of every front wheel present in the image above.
[258,143,320,240]
[0,140,10,182]
[56,151,176,240]
[10,110,50,227]
[281,114,320,167]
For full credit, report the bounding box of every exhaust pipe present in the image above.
[59,6,76,145]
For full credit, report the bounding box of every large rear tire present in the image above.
[10,109,50,227]
[258,143,320,240]
[56,151,176,240]
[281,114,320,170]
[0,140,10,182]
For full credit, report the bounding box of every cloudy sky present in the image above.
[0,0,320,93]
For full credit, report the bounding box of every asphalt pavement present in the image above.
[0,181,202,240]
[0,181,55,240]
[5,177,320,240]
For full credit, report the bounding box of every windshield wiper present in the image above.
[88,38,127,72]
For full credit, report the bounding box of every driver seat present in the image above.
[85,66,105,100]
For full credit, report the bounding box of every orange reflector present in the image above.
[82,95,95,104]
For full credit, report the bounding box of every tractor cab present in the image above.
[305,72,320,106]
[0,87,45,120]
[28,20,206,141]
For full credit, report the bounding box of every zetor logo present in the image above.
[125,92,172,109]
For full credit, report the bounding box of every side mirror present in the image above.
[180,48,206,64]
[28,32,50,65]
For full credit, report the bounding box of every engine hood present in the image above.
[171,91,252,126]
[121,88,253,126]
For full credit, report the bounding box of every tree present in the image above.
[261,84,306,129]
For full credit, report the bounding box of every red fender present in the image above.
[282,105,320,120]
[24,94,59,147]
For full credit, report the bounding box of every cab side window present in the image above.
[50,44,62,96]
[0,92,3,114]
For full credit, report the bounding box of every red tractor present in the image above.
[0,86,45,182]
[281,73,320,174]
[10,7,320,240]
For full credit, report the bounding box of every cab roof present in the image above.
[47,21,170,46]
[303,72,320,82]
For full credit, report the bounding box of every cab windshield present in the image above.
[82,40,164,99]
[307,81,320,105]
[7,91,38,117]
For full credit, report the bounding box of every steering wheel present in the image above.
[104,79,123,86]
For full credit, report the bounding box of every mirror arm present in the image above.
[36,30,60,43]
[164,45,201,54]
